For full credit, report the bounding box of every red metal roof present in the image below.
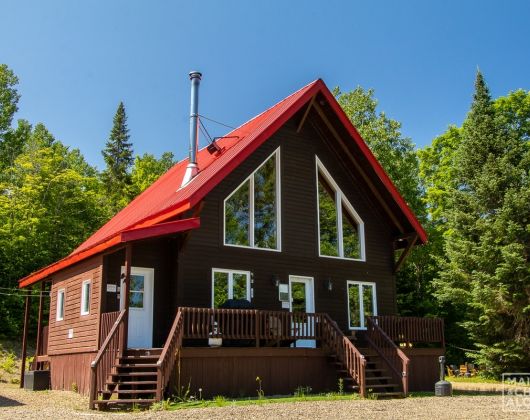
[19,78,427,288]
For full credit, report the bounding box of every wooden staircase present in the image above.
[358,347,402,397]
[327,346,402,398]
[93,348,162,409]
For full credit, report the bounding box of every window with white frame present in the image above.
[56,288,65,321]
[211,269,251,308]
[224,149,281,250]
[80,279,91,316]
[316,157,365,260]
[347,281,377,329]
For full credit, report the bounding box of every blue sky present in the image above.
[2,0,529,169]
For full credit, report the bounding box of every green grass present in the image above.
[152,390,509,411]
[158,393,361,411]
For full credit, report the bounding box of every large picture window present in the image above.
[316,157,365,260]
[211,269,251,308]
[347,281,377,329]
[224,149,280,250]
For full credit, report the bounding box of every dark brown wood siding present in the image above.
[178,347,337,398]
[47,256,102,355]
[177,116,397,332]
[49,351,96,394]
[403,348,445,392]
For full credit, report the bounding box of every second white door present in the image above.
[289,275,315,348]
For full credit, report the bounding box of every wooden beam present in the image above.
[34,281,45,367]
[394,234,418,273]
[296,95,316,133]
[121,243,132,354]
[20,294,31,387]
[312,102,406,233]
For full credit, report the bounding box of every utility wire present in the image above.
[198,114,237,130]
[199,118,213,143]
[0,291,50,297]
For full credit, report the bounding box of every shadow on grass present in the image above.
[0,394,25,407]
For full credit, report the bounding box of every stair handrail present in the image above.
[89,310,126,409]
[156,307,184,401]
[366,316,410,396]
[321,314,366,397]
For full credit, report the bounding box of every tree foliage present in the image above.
[130,152,175,196]
[433,73,530,375]
[102,102,133,212]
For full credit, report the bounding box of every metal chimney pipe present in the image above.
[181,71,202,187]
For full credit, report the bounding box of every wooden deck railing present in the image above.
[156,308,184,400]
[321,314,366,397]
[366,317,409,395]
[180,307,325,344]
[89,310,125,409]
[370,316,445,346]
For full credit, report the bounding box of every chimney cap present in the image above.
[189,71,202,80]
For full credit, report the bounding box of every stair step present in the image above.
[365,369,385,373]
[365,383,399,389]
[366,376,393,381]
[115,363,158,368]
[101,389,156,395]
[111,372,157,377]
[106,380,158,386]
[95,398,156,405]
[370,392,404,398]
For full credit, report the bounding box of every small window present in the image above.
[56,289,65,321]
[316,157,365,260]
[224,148,281,251]
[80,280,91,315]
[347,281,377,330]
[211,269,251,308]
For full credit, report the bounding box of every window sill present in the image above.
[224,243,282,253]
[319,254,365,262]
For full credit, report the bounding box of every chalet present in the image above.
[18,73,444,409]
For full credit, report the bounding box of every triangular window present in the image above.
[224,149,280,250]
[316,157,364,260]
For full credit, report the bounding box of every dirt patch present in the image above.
[1,382,529,420]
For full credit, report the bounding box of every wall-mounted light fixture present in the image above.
[271,274,280,288]
[325,277,333,292]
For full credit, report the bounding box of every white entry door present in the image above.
[289,275,316,348]
[120,267,154,348]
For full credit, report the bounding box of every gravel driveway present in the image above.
[1,383,528,420]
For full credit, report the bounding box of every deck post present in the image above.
[121,243,132,355]
[34,281,45,367]
[20,293,31,388]
[255,310,260,348]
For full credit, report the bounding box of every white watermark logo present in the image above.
[502,373,530,412]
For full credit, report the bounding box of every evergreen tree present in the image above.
[102,102,133,212]
[435,72,530,375]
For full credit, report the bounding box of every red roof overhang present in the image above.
[18,217,200,288]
